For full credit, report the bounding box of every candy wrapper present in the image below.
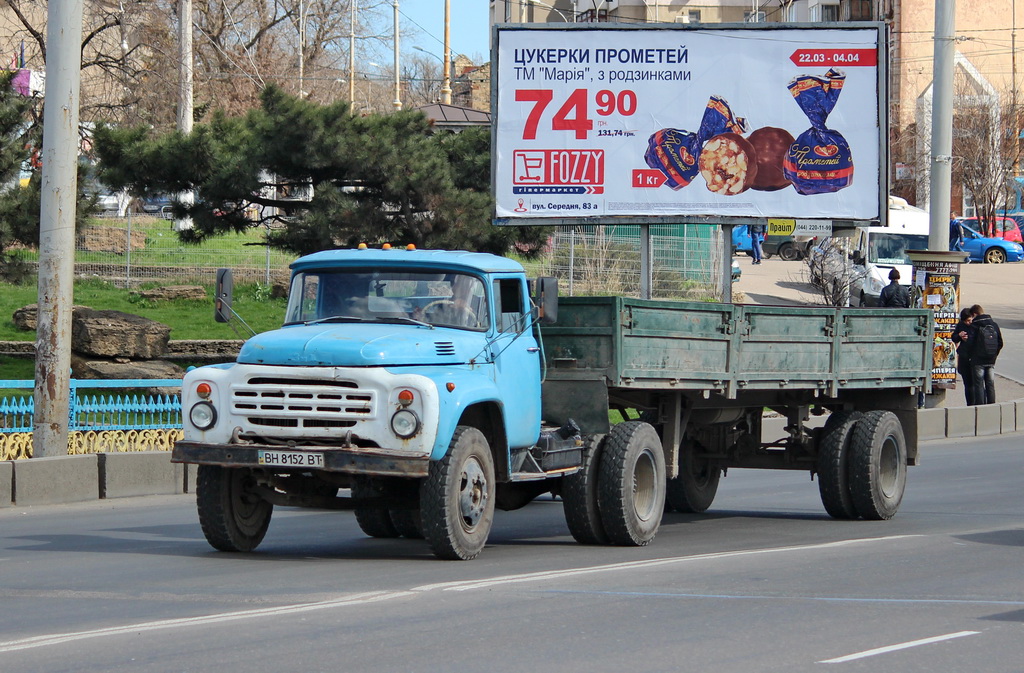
[645,96,747,190]
[783,69,853,195]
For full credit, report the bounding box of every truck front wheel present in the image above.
[562,434,610,544]
[196,465,273,552]
[665,439,720,514]
[848,411,907,520]
[421,426,496,560]
[598,421,666,546]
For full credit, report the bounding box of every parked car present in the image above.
[732,225,813,261]
[763,235,815,261]
[139,194,174,219]
[955,216,1022,243]
[959,223,1024,263]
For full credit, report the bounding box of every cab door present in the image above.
[490,275,542,449]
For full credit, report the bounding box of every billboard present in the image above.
[493,24,886,225]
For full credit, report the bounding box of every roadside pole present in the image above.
[33,0,84,458]
[928,0,955,250]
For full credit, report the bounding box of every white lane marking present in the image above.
[413,535,921,592]
[0,591,414,654]
[0,534,920,656]
[818,631,980,664]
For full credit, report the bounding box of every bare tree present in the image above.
[804,237,865,307]
[952,83,1021,236]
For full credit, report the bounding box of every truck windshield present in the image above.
[868,233,930,265]
[284,268,490,331]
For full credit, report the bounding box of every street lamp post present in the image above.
[441,0,452,104]
[393,0,401,109]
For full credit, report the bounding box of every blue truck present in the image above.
[173,247,932,560]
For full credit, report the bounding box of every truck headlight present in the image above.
[189,401,217,430]
[391,409,420,438]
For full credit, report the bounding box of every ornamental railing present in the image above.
[0,379,183,460]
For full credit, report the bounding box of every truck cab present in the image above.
[174,248,595,560]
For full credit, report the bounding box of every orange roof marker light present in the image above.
[406,244,416,250]
[357,243,368,249]
[382,243,392,250]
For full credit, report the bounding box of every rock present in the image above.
[71,355,185,381]
[271,282,289,299]
[76,226,147,254]
[12,304,90,331]
[132,285,207,302]
[71,309,172,359]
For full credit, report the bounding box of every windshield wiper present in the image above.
[372,316,433,328]
[296,315,368,326]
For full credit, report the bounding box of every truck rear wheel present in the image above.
[848,411,907,520]
[816,410,862,519]
[665,439,720,513]
[196,465,273,552]
[421,426,496,560]
[353,481,400,538]
[562,434,610,544]
[597,421,666,546]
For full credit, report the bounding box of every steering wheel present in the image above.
[422,299,477,325]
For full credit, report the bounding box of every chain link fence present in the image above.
[9,215,727,297]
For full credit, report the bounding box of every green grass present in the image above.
[0,277,288,342]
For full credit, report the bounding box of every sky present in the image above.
[399,0,492,64]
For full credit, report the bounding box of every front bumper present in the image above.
[172,440,430,477]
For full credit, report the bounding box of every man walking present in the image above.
[750,224,765,265]
[968,304,1002,405]
[879,268,910,307]
[949,212,965,253]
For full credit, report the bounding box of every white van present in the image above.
[852,197,931,306]
[810,197,931,306]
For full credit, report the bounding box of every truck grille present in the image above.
[231,377,377,429]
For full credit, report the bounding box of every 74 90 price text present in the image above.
[515,88,637,140]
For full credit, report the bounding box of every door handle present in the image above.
[526,347,540,353]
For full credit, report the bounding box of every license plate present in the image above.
[257,450,325,468]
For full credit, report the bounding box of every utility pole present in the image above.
[34,0,84,458]
[929,0,955,252]
[393,0,402,110]
[175,0,194,232]
[441,0,452,104]
[349,0,357,106]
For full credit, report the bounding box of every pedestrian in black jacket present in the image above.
[968,304,1003,405]
[879,268,910,307]
[951,307,975,405]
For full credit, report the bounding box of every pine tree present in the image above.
[94,85,550,256]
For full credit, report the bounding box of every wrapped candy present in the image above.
[783,68,853,195]
[645,96,747,190]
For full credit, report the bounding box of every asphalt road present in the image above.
[1,434,1021,673]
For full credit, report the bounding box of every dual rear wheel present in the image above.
[817,410,908,520]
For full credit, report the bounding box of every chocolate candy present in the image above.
[698,132,758,195]
[748,126,795,191]
[644,96,747,190]
[783,69,853,195]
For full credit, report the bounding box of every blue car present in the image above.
[958,223,1024,263]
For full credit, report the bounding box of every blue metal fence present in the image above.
[0,379,182,433]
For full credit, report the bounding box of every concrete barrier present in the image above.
[976,404,1001,437]
[999,402,1017,435]
[0,461,11,507]
[13,454,100,506]
[99,452,185,499]
[946,406,977,438]
[917,408,947,441]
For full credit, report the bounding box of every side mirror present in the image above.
[215,268,234,323]
[534,276,558,325]
[851,250,864,265]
